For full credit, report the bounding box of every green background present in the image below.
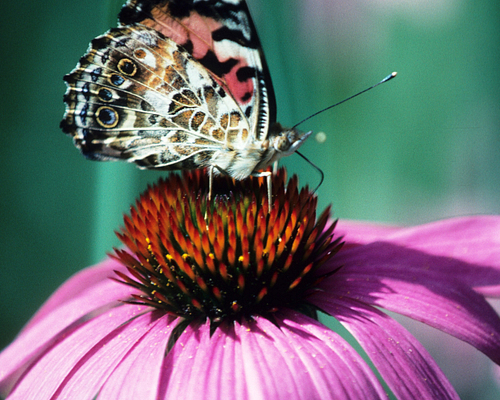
[1,0,499,398]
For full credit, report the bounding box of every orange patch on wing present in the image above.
[147,5,224,62]
[147,5,190,45]
[182,15,223,60]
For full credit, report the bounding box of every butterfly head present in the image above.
[265,123,312,162]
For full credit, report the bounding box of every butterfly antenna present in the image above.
[291,72,397,130]
[296,150,324,193]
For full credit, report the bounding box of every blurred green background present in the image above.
[0,0,498,398]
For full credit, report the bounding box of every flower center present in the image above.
[113,169,341,324]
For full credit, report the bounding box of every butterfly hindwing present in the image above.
[62,24,252,170]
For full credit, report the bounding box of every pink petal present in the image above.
[93,312,176,400]
[0,261,134,394]
[316,241,500,364]
[6,304,152,399]
[276,310,388,399]
[335,219,400,245]
[382,216,500,295]
[52,310,170,399]
[160,313,388,400]
[158,321,238,399]
[337,216,500,295]
[22,258,126,330]
[315,295,459,399]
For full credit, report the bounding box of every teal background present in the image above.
[0,0,498,398]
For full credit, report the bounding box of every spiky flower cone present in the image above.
[112,169,341,330]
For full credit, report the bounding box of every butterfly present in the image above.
[61,0,311,200]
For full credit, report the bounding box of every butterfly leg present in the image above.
[267,172,272,208]
[204,166,215,221]
[208,166,214,203]
[250,170,273,208]
[210,165,273,209]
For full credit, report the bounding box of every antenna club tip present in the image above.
[381,72,397,83]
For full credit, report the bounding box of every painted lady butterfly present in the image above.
[61,0,311,197]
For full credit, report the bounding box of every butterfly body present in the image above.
[61,0,310,182]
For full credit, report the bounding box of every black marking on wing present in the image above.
[119,0,159,23]
[182,39,193,54]
[89,68,102,82]
[120,1,247,26]
[236,66,256,82]
[81,82,91,100]
[241,92,251,102]
[212,26,258,49]
[198,50,238,78]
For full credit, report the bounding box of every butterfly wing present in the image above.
[119,0,276,139]
[63,25,253,170]
[61,0,277,174]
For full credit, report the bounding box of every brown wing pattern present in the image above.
[61,25,251,170]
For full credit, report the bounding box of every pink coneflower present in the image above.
[1,169,500,399]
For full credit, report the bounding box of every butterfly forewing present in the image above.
[62,0,310,181]
[119,0,276,139]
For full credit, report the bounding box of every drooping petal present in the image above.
[378,216,500,295]
[0,259,133,394]
[6,304,152,399]
[336,216,500,295]
[316,241,500,364]
[160,312,388,400]
[315,295,459,400]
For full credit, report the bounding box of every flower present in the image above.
[1,170,500,400]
